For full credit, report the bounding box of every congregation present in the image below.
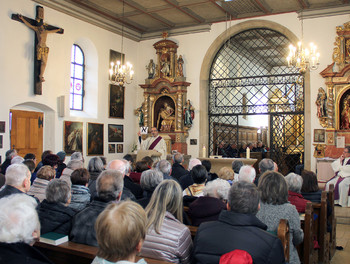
[0,147,345,264]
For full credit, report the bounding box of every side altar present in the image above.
[137,34,194,155]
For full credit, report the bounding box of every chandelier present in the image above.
[109,0,134,86]
[286,12,320,74]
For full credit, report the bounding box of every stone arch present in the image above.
[198,19,311,168]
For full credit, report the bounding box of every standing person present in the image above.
[138,127,167,161]
[325,146,350,207]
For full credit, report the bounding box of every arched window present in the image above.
[70,44,85,110]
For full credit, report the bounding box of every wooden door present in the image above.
[10,110,43,160]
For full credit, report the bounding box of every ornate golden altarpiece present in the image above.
[319,22,350,158]
[138,36,193,154]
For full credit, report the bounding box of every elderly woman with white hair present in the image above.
[188,179,230,226]
[137,169,163,208]
[0,194,53,263]
[285,173,310,213]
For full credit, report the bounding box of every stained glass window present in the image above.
[70,45,85,110]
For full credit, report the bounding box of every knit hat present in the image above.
[56,151,66,161]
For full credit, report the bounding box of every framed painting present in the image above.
[109,84,125,118]
[108,144,115,153]
[63,121,83,155]
[117,144,123,153]
[314,129,325,143]
[0,135,2,148]
[109,50,125,79]
[0,121,5,133]
[108,124,123,142]
[87,123,104,156]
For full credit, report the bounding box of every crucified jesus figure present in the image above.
[18,14,63,82]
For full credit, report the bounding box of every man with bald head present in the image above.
[107,159,137,201]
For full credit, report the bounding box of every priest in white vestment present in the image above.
[326,146,350,207]
[138,127,167,161]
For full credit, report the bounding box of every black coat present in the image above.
[37,200,76,235]
[0,242,53,264]
[171,163,188,181]
[192,210,285,264]
[124,176,143,199]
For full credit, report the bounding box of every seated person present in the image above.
[179,158,202,190]
[238,165,256,183]
[218,167,235,185]
[69,168,91,212]
[0,164,32,199]
[137,169,163,208]
[92,201,147,264]
[27,165,56,202]
[130,161,149,184]
[256,171,303,264]
[232,160,243,175]
[201,159,218,182]
[192,181,285,264]
[171,153,188,181]
[183,165,207,197]
[37,179,76,235]
[87,157,104,200]
[188,179,229,226]
[301,170,322,203]
[141,180,192,263]
[285,173,310,213]
[60,160,84,186]
[70,170,123,246]
[0,194,53,264]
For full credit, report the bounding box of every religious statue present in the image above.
[183,99,194,127]
[17,10,63,83]
[341,95,350,130]
[136,103,144,127]
[161,57,170,77]
[146,59,155,79]
[177,55,184,77]
[316,87,327,118]
[157,102,175,131]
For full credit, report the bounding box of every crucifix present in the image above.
[12,6,64,95]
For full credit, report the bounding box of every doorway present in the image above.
[10,109,43,160]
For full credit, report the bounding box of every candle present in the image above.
[202,145,206,158]
[246,147,250,159]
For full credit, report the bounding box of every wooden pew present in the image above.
[277,219,290,263]
[34,241,172,264]
[298,202,315,264]
[312,191,329,264]
[327,184,336,259]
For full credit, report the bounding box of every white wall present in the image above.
[1,0,349,170]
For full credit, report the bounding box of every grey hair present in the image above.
[203,178,230,200]
[259,158,275,174]
[285,173,303,193]
[67,160,84,170]
[157,160,172,175]
[173,153,183,163]
[11,156,24,164]
[96,170,124,200]
[46,179,71,204]
[122,159,131,175]
[0,194,39,244]
[88,157,104,172]
[232,160,243,174]
[5,164,31,187]
[228,181,260,215]
[5,149,17,159]
[238,165,256,183]
[71,152,83,161]
[140,169,163,191]
[188,158,201,170]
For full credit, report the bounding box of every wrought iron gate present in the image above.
[208,28,304,174]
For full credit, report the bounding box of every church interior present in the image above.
[1,0,350,263]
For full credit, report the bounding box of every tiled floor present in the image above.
[330,207,350,263]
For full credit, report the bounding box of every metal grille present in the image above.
[208,28,304,174]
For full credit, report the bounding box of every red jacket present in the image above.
[288,191,310,213]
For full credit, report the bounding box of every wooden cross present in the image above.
[12,6,64,95]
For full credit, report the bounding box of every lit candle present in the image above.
[246,147,250,159]
[202,145,206,158]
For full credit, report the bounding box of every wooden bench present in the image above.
[327,184,336,259]
[298,202,315,264]
[34,241,172,264]
[312,191,329,264]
